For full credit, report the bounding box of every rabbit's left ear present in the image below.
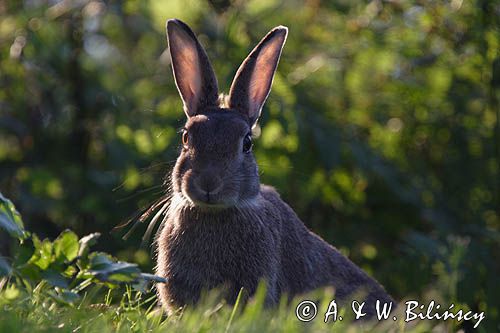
[167,19,219,117]
[228,26,288,126]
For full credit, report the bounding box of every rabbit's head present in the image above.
[166,19,287,208]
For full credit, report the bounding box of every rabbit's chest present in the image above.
[162,212,279,288]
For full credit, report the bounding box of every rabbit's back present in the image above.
[262,186,394,310]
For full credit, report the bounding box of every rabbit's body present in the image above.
[155,19,394,316]
[157,184,392,314]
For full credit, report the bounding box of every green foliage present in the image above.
[0,0,499,332]
[0,192,165,308]
[0,193,27,240]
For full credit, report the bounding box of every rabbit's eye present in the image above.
[182,130,189,146]
[242,134,253,153]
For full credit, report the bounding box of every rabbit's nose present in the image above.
[194,175,223,197]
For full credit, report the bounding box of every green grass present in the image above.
[0,281,442,333]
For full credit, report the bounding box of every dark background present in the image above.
[1,0,499,330]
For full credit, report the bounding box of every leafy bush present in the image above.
[0,192,164,307]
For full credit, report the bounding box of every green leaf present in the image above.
[77,233,101,257]
[29,235,54,270]
[0,192,27,240]
[17,263,42,281]
[41,269,69,289]
[13,238,36,267]
[133,273,167,292]
[54,230,79,262]
[87,253,140,283]
[140,273,167,283]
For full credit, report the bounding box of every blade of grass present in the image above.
[225,287,244,333]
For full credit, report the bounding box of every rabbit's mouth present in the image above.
[181,188,238,210]
[190,200,233,210]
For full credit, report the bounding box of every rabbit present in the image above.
[155,18,395,317]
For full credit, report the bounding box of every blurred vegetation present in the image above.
[0,0,499,331]
[0,192,164,306]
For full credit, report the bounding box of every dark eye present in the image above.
[242,133,253,153]
[182,129,189,146]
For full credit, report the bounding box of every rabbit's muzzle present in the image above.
[193,173,223,202]
[182,169,234,207]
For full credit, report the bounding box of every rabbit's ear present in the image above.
[166,19,219,117]
[228,26,288,126]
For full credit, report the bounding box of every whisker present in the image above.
[138,160,177,172]
[113,194,170,240]
[138,195,171,222]
[113,209,144,231]
[122,216,145,241]
[141,199,170,247]
[115,185,164,203]
[112,160,176,192]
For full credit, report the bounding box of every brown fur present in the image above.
[155,19,394,316]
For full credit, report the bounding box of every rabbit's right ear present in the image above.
[228,26,288,126]
[166,19,219,117]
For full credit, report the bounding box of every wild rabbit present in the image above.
[155,18,394,316]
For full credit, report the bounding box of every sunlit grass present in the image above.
[0,281,439,333]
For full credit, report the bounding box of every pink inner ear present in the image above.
[170,31,201,112]
[247,38,284,118]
